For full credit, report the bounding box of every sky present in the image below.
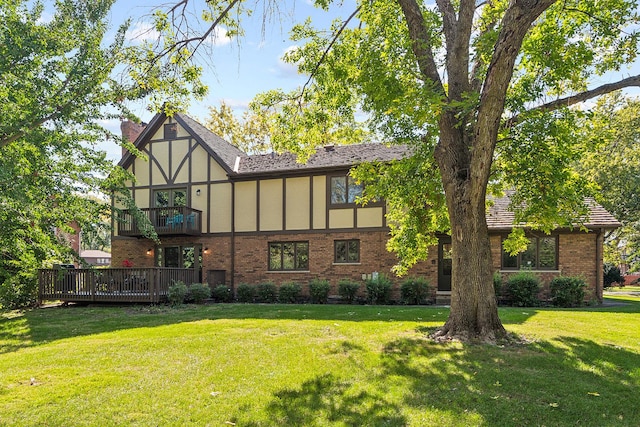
[96,1,640,162]
[98,0,350,161]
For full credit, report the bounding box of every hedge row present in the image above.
[169,276,434,305]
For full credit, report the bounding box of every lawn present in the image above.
[1,300,639,426]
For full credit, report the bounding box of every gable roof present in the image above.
[487,191,621,230]
[174,113,245,173]
[117,112,246,174]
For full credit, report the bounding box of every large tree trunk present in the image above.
[436,181,506,341]
[433,113,507,342]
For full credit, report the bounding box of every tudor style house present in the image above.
[111,111,620,303]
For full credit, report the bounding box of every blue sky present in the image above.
[97,1,640,161]
[99,0,349,160]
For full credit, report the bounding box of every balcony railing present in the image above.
[118,206,202,236]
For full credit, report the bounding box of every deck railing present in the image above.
[38,268,199,303]
[118,206,202,236]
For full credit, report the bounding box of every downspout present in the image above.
[596,228,604,304]
[231,181,236,291]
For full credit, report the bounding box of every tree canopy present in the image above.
[577,92,640,272]
[0,0,203,308]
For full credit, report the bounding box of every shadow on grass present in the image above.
[234,373,406,426]
[231,336,640,426]
[2,297,639,355]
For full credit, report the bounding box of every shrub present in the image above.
[0,276,38,309]
[189,283,211,304]
[365,275,393,305]
[505,272,541,307]
[550,276,587,307]
[400,277,431,305]
[211,285,233,303]
[167,281,188,306]
[338,279,360,304]
[279,282,302,304]
[603,263,623,289]
[309,279,331,304]
[236,283,255,303]
[256,282,278,303]
[493,271,504,302]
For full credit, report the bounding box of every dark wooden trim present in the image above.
[232,226,390,237]
[282,178,287,230]
[256,179,261,232]
[309,176,314,230]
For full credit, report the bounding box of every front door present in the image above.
[438,237,452,292]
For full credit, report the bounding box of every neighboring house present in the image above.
[80,250,112,267]
[111,112,620,303]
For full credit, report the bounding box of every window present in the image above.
[164,123,177,139]
[501,236,557,270]
[156,245,201,270]
[335,240,360,263]
[330,175,363,205]
[154,188,187,208]
[269,242,309,271]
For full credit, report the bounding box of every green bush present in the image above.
[167,281,188,306]
[493,271,503,302]
[603,263,623,289]
[236,283,255,303]
[550,276,587,307]
[189,283,211,304]
[365,275,393,305]
[505,272,541,307]
[256,282,278,303]
[400,277,431,305]
[279,282,302,303]
[0,276,38,309]
[211,285,233,303]
[338,279,361,304]
[309,279,331,304]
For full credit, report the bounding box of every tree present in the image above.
[149,0,640,341]
[204,101,271,154]
[577,93,640,272]
[0,0,202,308]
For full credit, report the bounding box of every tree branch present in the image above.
[299,6,362,103]
[506,75,640,127]
[396,0,445,95]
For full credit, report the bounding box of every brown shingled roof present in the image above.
[237,143,410,175]
[175,113,245,173]
[487,191,621,230]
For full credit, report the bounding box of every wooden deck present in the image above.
[39,268,199,303]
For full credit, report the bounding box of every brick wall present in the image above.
[233,231,438,300]
[491,231,601,303]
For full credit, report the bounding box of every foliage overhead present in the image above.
[0,0,206,308]
[576,92,640,272]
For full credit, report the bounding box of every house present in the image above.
[111,112,620,304]
[80,250,112,267]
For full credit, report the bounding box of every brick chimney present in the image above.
[120,120,146,157]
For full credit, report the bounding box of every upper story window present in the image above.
[330,175,363,205]
[501,235,558,270]
[154,188,187,208]
[164,123,177,139]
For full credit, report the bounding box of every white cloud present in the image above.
[125,21,160,43]
[125,21,232,47]
[275,45,301,78]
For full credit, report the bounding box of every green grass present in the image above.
[1,300,640,426]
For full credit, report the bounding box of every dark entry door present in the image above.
[438,237,452,292]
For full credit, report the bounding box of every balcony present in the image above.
[118,206,202,237]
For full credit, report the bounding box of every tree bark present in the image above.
[433,111,506,342]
